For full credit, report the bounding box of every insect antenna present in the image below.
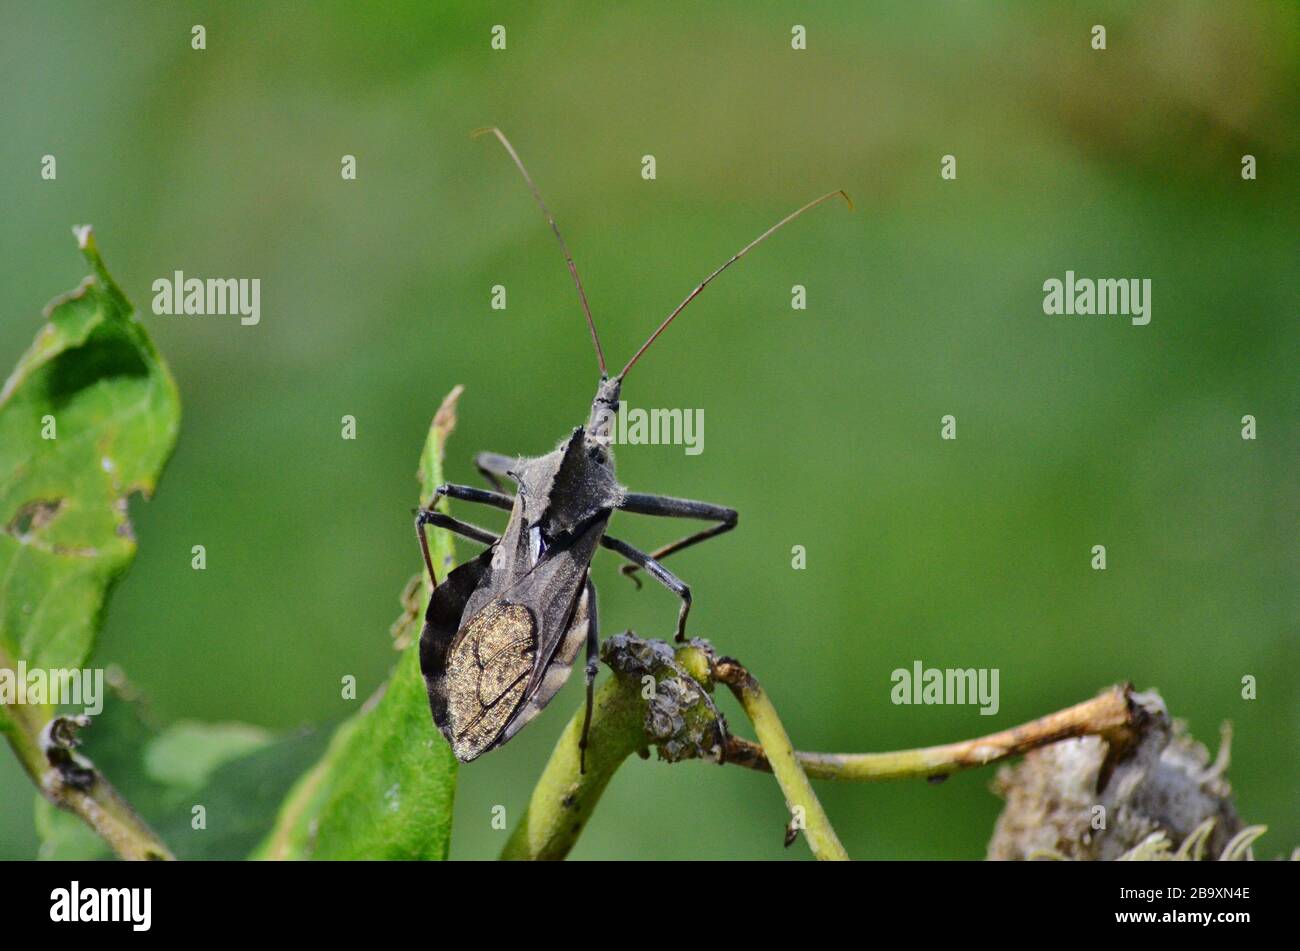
[618,189,852,379]
[473,127,608,377]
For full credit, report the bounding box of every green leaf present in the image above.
[34,679,332,860]
[254,388,462,860]
[0,227,180,724]
[144,721,273,792]
[148,723,333,860]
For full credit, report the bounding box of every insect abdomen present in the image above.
[444,600,537,761]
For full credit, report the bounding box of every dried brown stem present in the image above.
[1,698,173,861]
[724,683,1138,782]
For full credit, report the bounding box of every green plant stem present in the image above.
[499,672,645,860]
[723,684,1137,781]
[42,769,173,861]
[1,660,173,860]
[713,658,849,861]
[502,638,1139,861]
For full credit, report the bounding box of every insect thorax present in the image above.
[513,427,624,536]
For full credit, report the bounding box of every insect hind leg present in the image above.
[578,581,599,774]
[474,452,518,493]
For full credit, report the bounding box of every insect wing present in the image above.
[497,513,606,697]
[440,598,539,761]
[499,578,595,746]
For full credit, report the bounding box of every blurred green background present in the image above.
[1,1,1296,860]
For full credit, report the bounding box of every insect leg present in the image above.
[600,534,692,642]
[616,493,738,588]
[414,509,499,587]
[415,484,512,587]
[578,580,599,774]
[473,452,517,493]
[433,482,514,511]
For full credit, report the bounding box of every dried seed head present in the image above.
[987,690,1245,860]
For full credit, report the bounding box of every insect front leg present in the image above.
[414,509,499,588]
[600,534,692,642]
[616,493,738,589]
[433,482,514,511]
[415,483,514,587]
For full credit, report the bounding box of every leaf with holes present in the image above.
[0,227,180,741]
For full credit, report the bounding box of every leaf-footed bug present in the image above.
[418,127,850,767]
